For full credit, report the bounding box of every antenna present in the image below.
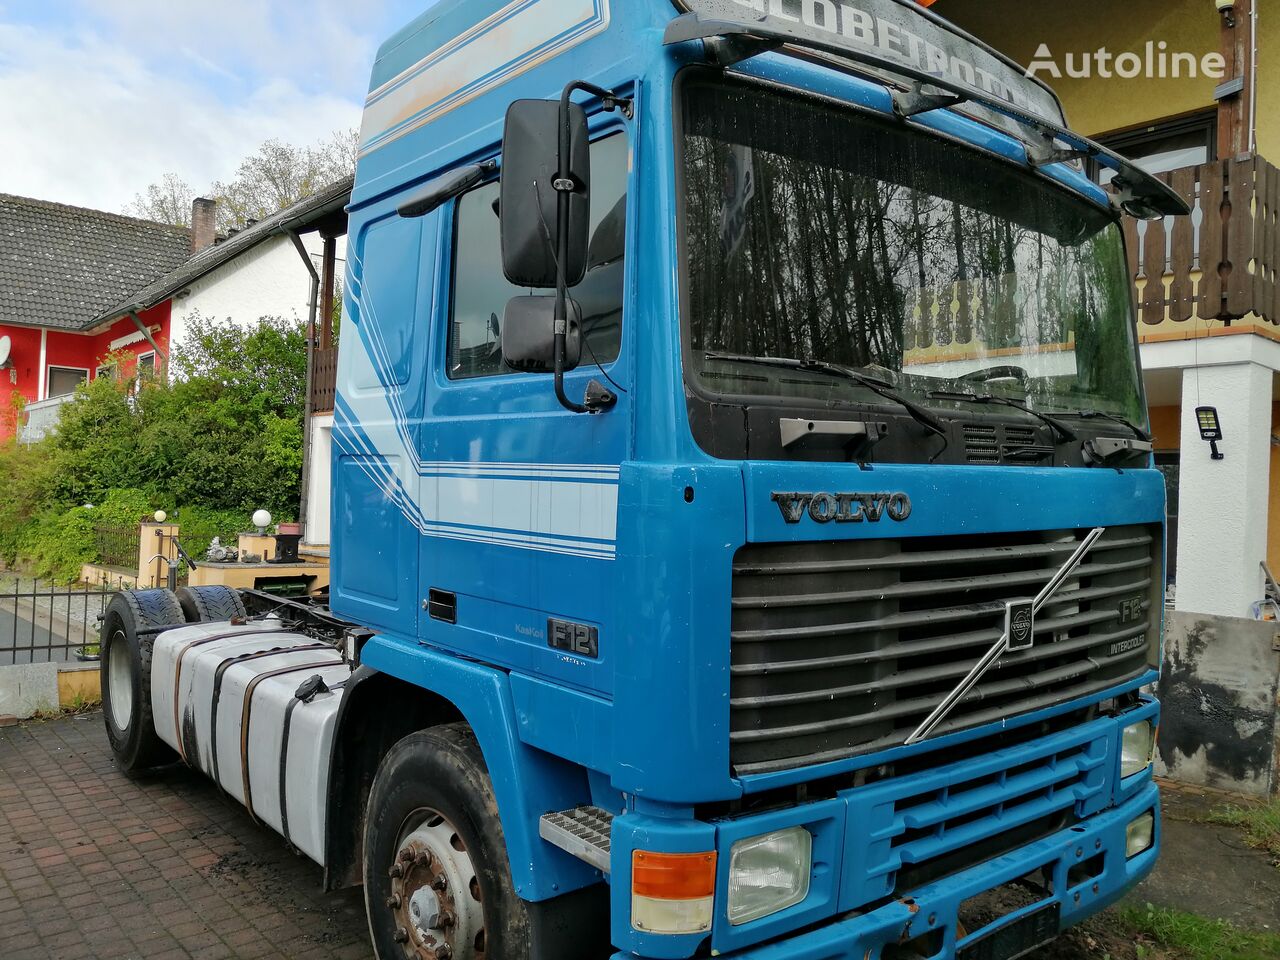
[0,335,10,368]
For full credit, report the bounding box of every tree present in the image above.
[211,129,357,233]
[122,129,358,231]
[124,173,196,227]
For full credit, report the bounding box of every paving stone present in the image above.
[0,712,370,959]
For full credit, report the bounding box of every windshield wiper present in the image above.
[705,351,949,446]
[1058,410,1152,441]
[928,391,1078,444]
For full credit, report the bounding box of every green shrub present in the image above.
[0,315,307,581]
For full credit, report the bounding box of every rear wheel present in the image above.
[100,589,185,773]
[175,585,246,623]
[364,724,529,960]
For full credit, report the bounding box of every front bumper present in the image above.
[614,781,1158,959]
[611,698,1161,959]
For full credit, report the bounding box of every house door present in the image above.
[1155,452,1179,593]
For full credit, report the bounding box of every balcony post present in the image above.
[1216,0,1255,159]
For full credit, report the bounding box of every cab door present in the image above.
[416,128,633,698]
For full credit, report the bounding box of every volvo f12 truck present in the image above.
[99,2,1187,958]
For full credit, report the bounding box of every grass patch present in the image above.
[1115,904,1280,960]
[1208,801,1280,867]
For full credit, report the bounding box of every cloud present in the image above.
[0,1,416,212]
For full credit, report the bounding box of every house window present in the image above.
[46,366,88,398]
[1092,112,1217,185]
[136,352,156,379]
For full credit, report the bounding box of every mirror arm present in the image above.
[551,80,629,415]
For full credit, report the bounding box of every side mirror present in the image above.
[500,99,591,288]
[501,296,581,373]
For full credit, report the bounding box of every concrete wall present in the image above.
[0,662,101,720]
[0,663,66,718]
[1156,611,1280,797]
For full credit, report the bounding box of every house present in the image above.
[0,195,191,440]
[937,0,1278,623]
[0,184,351,554]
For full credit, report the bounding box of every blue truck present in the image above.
[99,2,1187,958]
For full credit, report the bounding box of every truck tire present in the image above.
[100,589,185,774]
[175,585,246,624]
[364,724,530,960]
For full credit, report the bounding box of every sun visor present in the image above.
[666,0,1190,219]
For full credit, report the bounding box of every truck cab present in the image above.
[100,2,1181,958]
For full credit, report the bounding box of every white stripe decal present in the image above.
[359,0,610,156]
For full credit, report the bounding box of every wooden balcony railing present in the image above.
[310,347,338,414]
[1124,154,1280,338]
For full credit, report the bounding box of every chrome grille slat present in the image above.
[729,614,1149,678]
[730,655,1126,744]
[731,575,1151,642]
[730,621,1151,709]
[732,533,1152,577]
[731,556,1152,609]
[729,525,1160,775]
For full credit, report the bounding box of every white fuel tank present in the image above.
[151,621,351,865]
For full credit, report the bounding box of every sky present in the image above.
[0,0,433,213]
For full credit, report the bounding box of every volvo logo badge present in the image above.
[771,492,912,525]
[1005,599,1036,652]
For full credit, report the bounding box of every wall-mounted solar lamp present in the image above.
[1196,406,1225,460]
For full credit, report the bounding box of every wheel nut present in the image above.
[437,946,453,960]
[438,911,456,930]
[415,850,433,867]
[385,895,401,909]
[389,864,403,879]
[432,876,448,891]
[400,849,415,864]
[393,927,409,944]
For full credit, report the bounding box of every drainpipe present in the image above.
[289,230,320,542]
[127,311,168,374]
[1249,0,1258,155]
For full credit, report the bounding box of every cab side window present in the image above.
[447,132,628,379]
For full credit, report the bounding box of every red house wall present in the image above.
[0,301,172,442]
[0,325,45,439]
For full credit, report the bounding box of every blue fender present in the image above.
[358,634,603,901]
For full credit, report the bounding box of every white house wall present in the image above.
[168,233,348,351]
[306,413,334,547]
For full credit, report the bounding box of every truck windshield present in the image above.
[679,78,1146,427]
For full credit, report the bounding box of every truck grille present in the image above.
[729,526,1159,775]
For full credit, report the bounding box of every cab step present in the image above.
[538,806,614,872]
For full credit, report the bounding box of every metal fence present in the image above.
[93,523,141,570]
[0,576,123,665]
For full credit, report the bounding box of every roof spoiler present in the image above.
[664,11,1190,220]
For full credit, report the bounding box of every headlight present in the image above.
[1121,720,1155,778]
[727,827,812,925]
[1126,811,1155,858]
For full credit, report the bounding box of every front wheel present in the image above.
[363,724,529,960]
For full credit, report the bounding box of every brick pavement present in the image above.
[0,712,371,960]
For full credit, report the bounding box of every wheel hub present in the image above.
[107,628,132,730]
[387,811,485,959]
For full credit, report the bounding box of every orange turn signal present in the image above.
[632,850,717,900]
